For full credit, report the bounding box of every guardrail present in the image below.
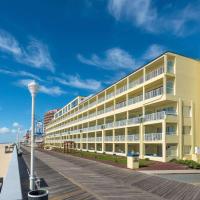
[0,146,22,200]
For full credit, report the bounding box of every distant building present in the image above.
[44,109,59,131]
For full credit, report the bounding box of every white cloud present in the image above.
[0,68,43,81]
[53,74,102,91]
[0,127,10,134]
[77,48,135,70]
[0,30,22,55]
[17,79,66,96]
[13,122,20,128]
[142,44,166,60]
[0,29,54,71]
[108,0,200,36]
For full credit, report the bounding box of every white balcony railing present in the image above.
[145,87,163,100]
[105,105,114,113]
[88,137,95,142]
[116,85,127,95]
[129,77,143,89]
[127,134,139,141]
[128,94,143,105]
[145,66,164,81]
[105,136,113,142]
[105,122,114,129]
[97,109,104,115]
[127,117,141,125]
[96,137,102,142]
[82,138,87,142]
[98,97,105,103]
[144,111,165,122]
[144,133,162,141]
[116,101,126,109]
[115,119,127,127]
[106,92,114,100]
[115,135,125,142]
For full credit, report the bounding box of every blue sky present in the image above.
[0,0,200,142]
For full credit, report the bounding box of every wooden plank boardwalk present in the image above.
[21,146,200,200]
[21,148,97,200]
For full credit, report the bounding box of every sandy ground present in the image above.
[0,144,12,178]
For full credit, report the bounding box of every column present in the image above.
[102,130,105,152]
[125,127,128,155]
[95,131,97,152]
[178,98,183,159]
[113,129,115,154]
[191,100,195,154]
[162,121,166,162]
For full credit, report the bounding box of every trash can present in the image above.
[28,189,48,200]
[127,152,139,169]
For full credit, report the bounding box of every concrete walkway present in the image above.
[140,170,200,174]
[22,147,200,200]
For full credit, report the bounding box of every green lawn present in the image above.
[65,150,153,168]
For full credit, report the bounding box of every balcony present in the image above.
[115,119,127,127]
[105,122,114,129]
[129,77,143,89]
[116,85,127,95]
[114,135,125,142]
[97,109,104,115]
[82,138,87,142]
[127,134,139,141]
[144,133,162,141]
[105,136,113,142]
[98,97,105,103]
[88,137,95,142]
[96,137,102,142]
[105,106,114,113]
[145,66,164,81]
[145,87,163,100]
[106,92,114,100]
[144,111,165,122]
[128,95,143,105]
[127,117,141,125]
[116,101,126,109]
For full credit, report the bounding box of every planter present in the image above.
[28,189,48,200]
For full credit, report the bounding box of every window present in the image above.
[166,80,174,94]
[183,106,191,117]
[163,107,176,115]
[183,145,191,155]
[167,60,174,73]
[183,126,191,135]
[166,126,176,135]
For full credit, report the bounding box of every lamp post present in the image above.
[28,81,39,191]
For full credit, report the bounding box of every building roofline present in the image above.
[54,51,199,119]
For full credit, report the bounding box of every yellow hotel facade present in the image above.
[45,52,200,162]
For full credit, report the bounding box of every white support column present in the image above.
[178,98,183,159]
[162,120,166,162]
[113,129,115,154]
[191,100,195,154]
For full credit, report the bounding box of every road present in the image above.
[21,146,200,200]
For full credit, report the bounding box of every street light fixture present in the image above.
[28,80,39,191]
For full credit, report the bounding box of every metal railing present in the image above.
[144,111,165,122]
[114,135,125,142]
[115,101,126,109]
[127,134,140,141]
[128,94,143,105]
[96,137,102,142]
[116,85,127,95]
[105,136,113,142]
[145,66,164,81]
[129,77,143,89]
[115,119,127,127]
[127,117,141,124]
[105,106,114,113]
[145,87,163,99]
[106,92,114,100]
[144,133,162,141]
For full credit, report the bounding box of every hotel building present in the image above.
[44,52,200,162]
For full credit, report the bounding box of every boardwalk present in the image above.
[21,146,200,200]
